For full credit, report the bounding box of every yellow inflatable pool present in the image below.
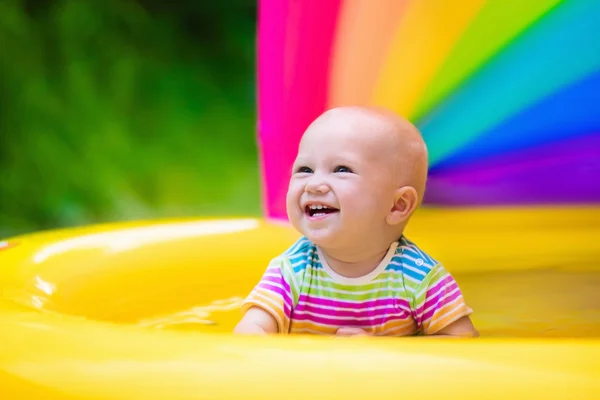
[1,206,599,399]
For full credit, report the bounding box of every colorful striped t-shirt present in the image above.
[241,236,473,336]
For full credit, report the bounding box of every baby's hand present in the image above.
[336,327,371,336]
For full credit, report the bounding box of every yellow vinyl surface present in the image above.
[1,206,599,399]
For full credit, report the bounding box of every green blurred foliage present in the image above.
[0,0,261,238]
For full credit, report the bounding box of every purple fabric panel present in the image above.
[424,133,600,205]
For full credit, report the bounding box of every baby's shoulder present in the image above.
[387,236,441,283]
[281,236,314,257]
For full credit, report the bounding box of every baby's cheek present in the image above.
[285,185,301,205]
[343,204,378,229]
[357,193,386,213]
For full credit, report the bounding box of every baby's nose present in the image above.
[304,178,330,194]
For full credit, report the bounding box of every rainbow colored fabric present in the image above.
[241,236,472,335]
[257,0,600,219]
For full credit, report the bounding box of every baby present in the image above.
[234,106,478,337]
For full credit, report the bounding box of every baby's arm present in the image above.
[336,316,477,337]
[233,257,294,335]
[234,306,278,335]
[414,263,477,337]
[429,315,478,337]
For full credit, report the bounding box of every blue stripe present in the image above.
[292,258,322,274]
[417,0,600,165]
[385,263,428,282]
[284,237,310,256]
[433,71,600,170]
[398,251,434,273]
[289,253,306,264]
[401,237,438,266]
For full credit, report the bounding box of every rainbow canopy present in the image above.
[256,0,600,220]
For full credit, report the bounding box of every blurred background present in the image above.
[2,0,599,238]
[0,0,599,340]
[0,0,259,238]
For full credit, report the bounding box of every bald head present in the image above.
[304,106,429,202]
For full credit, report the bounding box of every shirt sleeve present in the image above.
[240,257,296,333]
[412,264,473,335]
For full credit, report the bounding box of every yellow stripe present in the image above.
[248,289,281,306]
[426,301,472,334]
[371,0,485,118]
[377,319,418,336]
[290,321,337,335]
[413,0,563,119]
[290,318,419,337]
[244,292,287,332]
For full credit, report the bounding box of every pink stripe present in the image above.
[261,275,283,286]
[281,274,292,299]
[297,294,410,311]
[414,275,455,315]
[262,265,291,290]
[257,0,343,219]
[265,266,282,274]
[293,312,408,328]
[283,302,291,319]
[422,290,463,323]
[257,0,288,219]
[250,292,291,321]
[426,275,455,300]
[257,281,293,311]
[257,281,283,295]
[266,274,293,311]
[423,280,459,311]
[295,304,410,320]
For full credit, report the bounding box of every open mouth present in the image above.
[305,204,339,218]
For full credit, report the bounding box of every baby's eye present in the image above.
[296,166,313,173]
[334,165,353,173]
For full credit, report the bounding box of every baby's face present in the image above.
[286,113,400,250]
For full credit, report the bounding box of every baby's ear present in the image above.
[386,186,419,226]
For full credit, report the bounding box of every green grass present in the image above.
[0,0,261,238]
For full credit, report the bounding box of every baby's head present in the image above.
[285,106,428,254]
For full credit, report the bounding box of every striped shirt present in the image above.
[241,236,473,336]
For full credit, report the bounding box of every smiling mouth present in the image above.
[305,204,339,217]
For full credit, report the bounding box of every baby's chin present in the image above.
[300,226,346,249]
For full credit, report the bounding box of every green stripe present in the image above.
[299,286,400,302]
[413,0,563,120]
[302,267,410,292]
[281,257,301,305]
[413,265,447,307]
[419,0,600,164]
